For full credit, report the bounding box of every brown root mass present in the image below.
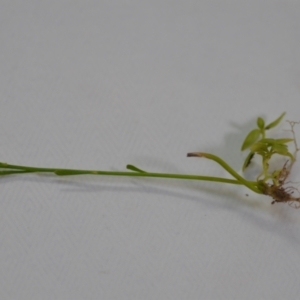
[263,121,300,208]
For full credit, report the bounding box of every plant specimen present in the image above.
[1,113,299,207]
[189,112,300,207]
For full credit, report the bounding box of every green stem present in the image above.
[0,170,36,176]
[187,152,262,194]
[0,161,258,188]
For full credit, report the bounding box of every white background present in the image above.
[1,1,300,299]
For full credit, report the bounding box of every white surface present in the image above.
[1,1,300,299]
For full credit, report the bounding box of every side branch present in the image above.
[187,152,262,194]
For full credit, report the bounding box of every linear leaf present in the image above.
[241,129,261,151]
[265,112,286,130]
[257,117,265,129]
[242,152,255,171]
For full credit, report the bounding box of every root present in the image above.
[265,121,300,207]
[285,121,300,169]
[267,183,300,207]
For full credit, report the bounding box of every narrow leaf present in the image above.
[273,150,294,161]
[271,143,288,153]
[259,138,293,145]
[241,129,261,151]
[242,152,255,171]
[126,164,147,173]
[273,138,294,144]
[256,117,265,129]
[250,142,269,153]
[265,112,286,130]
[259,138,275,144]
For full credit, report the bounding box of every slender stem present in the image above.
[0,161,259,188]
[187,152,262,194]
[0,170,36,176]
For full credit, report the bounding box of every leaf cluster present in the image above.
[241,112,295,182]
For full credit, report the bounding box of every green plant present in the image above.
[1,113,299,207]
